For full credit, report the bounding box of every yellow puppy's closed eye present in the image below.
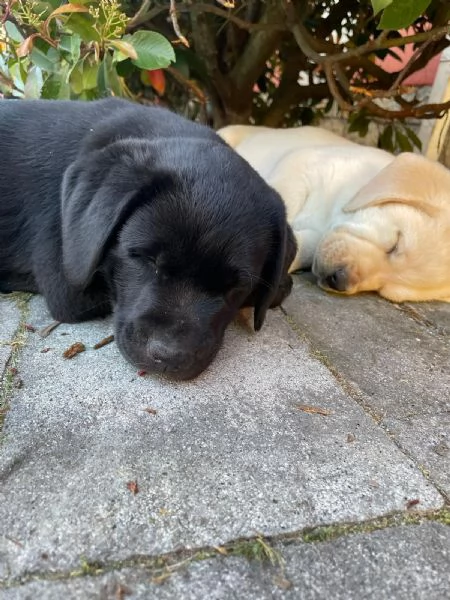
[386,231,401,256]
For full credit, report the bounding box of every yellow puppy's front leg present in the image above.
[380,284,450,304]
[289,229,322,272]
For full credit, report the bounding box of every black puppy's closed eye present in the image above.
[128,248,157,263]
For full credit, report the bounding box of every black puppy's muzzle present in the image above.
[116,318,223,380]
[320,267,348,292]
[146,336,216,375]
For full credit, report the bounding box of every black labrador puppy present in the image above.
[0,98,296,379]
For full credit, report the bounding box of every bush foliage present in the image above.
[1,1,449,151]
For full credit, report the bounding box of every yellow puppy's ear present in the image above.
[343,153,450,218]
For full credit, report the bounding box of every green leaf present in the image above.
[0,53,7,74]
[70,56,99,94]
[57,66,71,99]
[4,21,24,43]
[371,0,393,15]
[115,58,135,78]
[59,34,81,59]
[64,13,101,43]
[96,57,108,96]
[404,126,422,151]
[30,45,60,73]
[348,111,370,137]
[40,70,70,100]
[59,34,82,82]
[395,130,413,152]
[79,88,101,101]
[9,61,25,93]
[69,62,84,95]
[82,58,100,90]
[41,74,62,99]
[24,65,44,98]
[30,2,54,19]
[379,0,433,30]
[35,0,63,11]
[124,31,175,70]
[109,39,138,61]
[379,125,394,153]
[97,54,123,97]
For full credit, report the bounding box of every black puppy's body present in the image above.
[1,99,119,317]
[1,99,218,318]
[0,98,295,379]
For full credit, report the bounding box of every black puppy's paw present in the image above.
[44,287,112,323]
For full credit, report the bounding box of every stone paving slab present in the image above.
[283,276,450,419]
[283,275,450,495]
[0,295,444,583]
[3,522,449,599]
[0,297,21,377]
[383,413,450,496]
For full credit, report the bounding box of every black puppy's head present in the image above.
[61,137,295,380]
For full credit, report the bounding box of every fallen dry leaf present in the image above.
[273,575,293,590]
[94,335,115,350]
[143,407,157,415]
[63,342,86,359]
[116,583,132,599]
[294,404,332,416]
[126,480,139,495]
[213,545,228,556]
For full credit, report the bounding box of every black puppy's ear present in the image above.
[253,218,296,332]
[61,140,163,288]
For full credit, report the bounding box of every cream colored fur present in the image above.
[218,125,450,302]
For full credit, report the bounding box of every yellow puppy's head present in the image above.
[313,153,450,302]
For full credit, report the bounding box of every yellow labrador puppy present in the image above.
[218,125,450,303]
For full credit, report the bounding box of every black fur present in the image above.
[0,98,296,379]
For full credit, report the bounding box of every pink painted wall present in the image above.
[376,29,441,86]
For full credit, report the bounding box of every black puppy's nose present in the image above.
[324,268,347,292]
[147,340,183,367]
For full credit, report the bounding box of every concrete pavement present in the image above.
[1,274,449,599]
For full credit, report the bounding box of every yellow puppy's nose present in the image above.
[322,267,348,292]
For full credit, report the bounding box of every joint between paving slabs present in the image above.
[0,294,31,434]
[279,306,449,503]
[1,508,449,590]
[393,302,449,337]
